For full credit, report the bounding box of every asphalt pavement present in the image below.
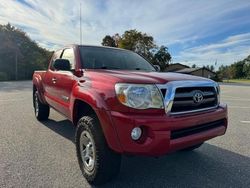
[0,81,250,188]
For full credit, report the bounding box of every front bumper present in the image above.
[107,104,227,156]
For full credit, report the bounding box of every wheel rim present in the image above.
[34,94,39,116]
[80,130,96,172]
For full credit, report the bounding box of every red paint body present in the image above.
[33,45,228,156]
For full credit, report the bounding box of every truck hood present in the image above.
[86,70,212,84]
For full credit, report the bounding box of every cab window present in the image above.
[50,50,63,70]
[61,48,75,70]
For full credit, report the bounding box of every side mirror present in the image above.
[74,69,84,77]
[53,59,71,71]
[154,65,161,72]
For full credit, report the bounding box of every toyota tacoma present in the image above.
[32,45,228,185]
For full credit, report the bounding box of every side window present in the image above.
[61,48,75,70]
[50,50,63,70]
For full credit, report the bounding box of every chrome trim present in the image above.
[170,106,218,115]
[157,80,219,116]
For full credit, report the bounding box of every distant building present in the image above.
[164,63,189,72]
[176,67,216,79]
[165,63,216,79]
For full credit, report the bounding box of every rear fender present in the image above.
[33,74,47,104]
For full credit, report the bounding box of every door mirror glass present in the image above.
[53,59,71,71]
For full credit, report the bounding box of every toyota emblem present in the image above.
[193,90,203,103]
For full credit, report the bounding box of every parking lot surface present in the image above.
[0,81,250,188]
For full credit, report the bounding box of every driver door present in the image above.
[53,48,76,118]
[44,48,76,118]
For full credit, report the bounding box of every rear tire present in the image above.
[75,115,121,185]
[33,91,50,121]
[181,143,204,151]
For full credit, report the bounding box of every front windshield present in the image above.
[79,46,156,71]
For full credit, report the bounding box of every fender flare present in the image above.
[33,75,47,104]
[71,87,123,153]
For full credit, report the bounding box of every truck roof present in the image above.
[65,44,130,52]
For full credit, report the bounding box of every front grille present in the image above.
[171,119,226,139]
[171,87,218,113]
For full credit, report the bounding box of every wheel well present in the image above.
[33,84,37,94]
[33,85,37,107]
[73,100,97,126]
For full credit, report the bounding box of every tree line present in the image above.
[217,56,250,80]
[0,23,52,81]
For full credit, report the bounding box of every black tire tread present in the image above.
[75,115,121,185]
[34,91,50,121]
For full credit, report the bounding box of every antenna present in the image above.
[80,2,82,44]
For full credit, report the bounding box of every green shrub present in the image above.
[0,72,9,81]
[210,74,222,82]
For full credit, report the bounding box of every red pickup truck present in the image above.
[33,45,227,185]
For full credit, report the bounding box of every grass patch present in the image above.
[223,79,250,84]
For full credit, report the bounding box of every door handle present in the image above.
[52,78,57,84]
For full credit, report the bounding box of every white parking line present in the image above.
[240,121,250,124]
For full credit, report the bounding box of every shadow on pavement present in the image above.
[41,119,76,143]
[39,118,250,188]
[102,144,250,188]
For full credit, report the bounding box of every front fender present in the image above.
[72,85,109,111]
[71,85,122,153]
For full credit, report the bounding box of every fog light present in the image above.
[131,127,142,140]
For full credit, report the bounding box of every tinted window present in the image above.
[61,48,75,70]
[50,50,62,70]
[79,46,155,71]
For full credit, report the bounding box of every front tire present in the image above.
[33,91,50,121]
[75,115,121,185]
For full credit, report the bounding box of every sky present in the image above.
[0,0,250,68]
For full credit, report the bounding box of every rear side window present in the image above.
[61,48,75,70]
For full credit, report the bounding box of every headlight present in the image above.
[115,83,164,109]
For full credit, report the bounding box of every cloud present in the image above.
[0,0,250,66]
[175,33,250,67]
[186,33,250,53]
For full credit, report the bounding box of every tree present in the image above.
[205,65,215,72]
[118,29,156,61]
[101,29,172,70]
[243,61,250,78]
[101,35,116,47]
[217,65,232,80]
[191,64,196,68]
[0,23,52,81]
[210,65,215,72]
[153,45,171,70]
[231,61,245,78]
